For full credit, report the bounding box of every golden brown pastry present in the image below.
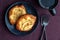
[16,14,36,31]
[9,5,27,25]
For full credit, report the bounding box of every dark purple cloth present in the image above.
[0,0,60,40]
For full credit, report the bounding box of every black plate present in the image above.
[5,2,39,36]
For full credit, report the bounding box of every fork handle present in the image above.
[44,29,47,40]
[40,26,47,40]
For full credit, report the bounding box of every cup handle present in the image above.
[49,8,56,16]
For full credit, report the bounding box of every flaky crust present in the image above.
[16,14,36,31]
[9,5,27,25]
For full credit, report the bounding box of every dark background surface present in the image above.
[0,0,60,40]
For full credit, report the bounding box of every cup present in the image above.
[39,0,58,16]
